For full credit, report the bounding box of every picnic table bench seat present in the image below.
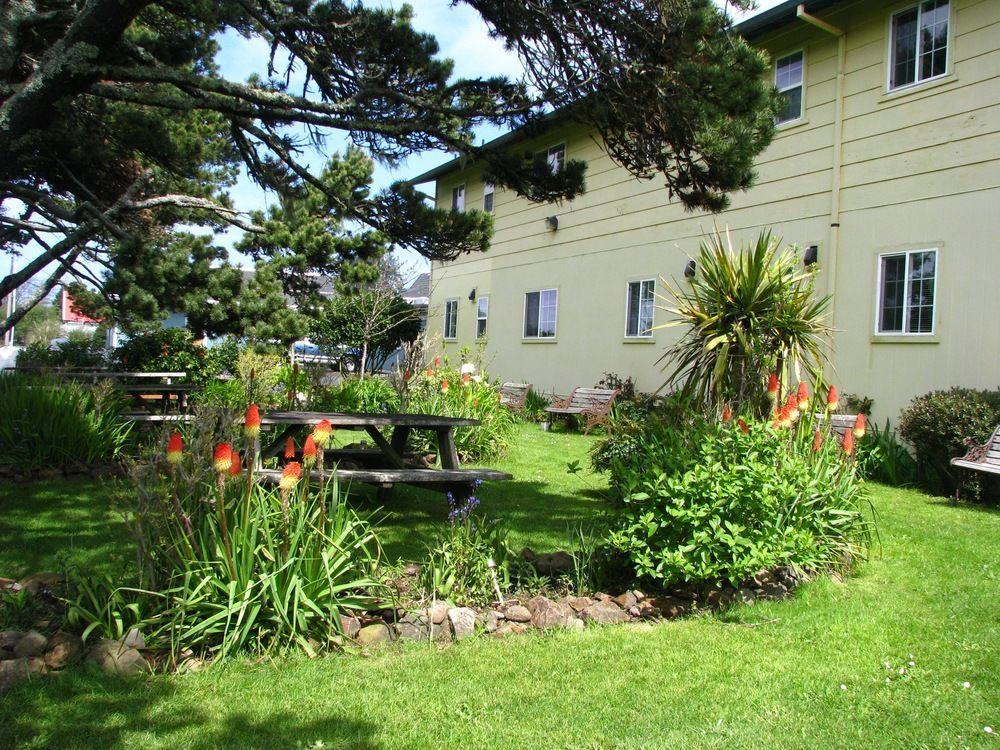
[499,382,532,411]
[258,466,511,500]
[545,387,619,434]
[124,413,196,423]
[951,425,1000,476]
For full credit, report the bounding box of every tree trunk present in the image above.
[359,341,368,380]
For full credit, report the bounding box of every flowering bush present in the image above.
[404,357,516,462]
[606,384,873,587]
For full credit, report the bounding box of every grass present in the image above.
[1,425,998,748]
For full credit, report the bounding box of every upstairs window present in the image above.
[625,279,655,338]
[476,296,489,338]
[443,299,458,340]
[877,249,937,334]
[451,184,465,212]
[483,182,494,213]
[524,289,557,339]
[547,144,565,173]
[890,0,949,90]
[775,51,804,124]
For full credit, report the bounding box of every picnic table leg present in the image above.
[261,425,306,461]
[436,428,460,470]
[363,426,407,469]
[376,483,394,503]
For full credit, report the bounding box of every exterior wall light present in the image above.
[468,288,477,302]
[684,260,697,279]
[804,245,819,266]
[545,215,559,230]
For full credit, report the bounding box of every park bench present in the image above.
[814,413,857,437]
[951,425,1000,491]
[545,387,618,434]
[499,382,532,411]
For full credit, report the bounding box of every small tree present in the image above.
[13,300,61,346]
[659,231,832,415]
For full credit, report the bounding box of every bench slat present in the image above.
[259,467,511,484]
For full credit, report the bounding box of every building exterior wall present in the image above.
[424,0,1000,422]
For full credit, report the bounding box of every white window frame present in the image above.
[887,0,951,93]
[547,144,565,173]
[624,279,656,339]
[476,296,489,338]
[523,288,558,340]
[443,298,458,340]
[774,49,805,125]
[451,184,465,212]
[483,182,495,213]
[874,249,938,336]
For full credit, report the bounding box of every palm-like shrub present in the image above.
[659,230,832,416]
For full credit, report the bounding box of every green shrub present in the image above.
[316,377,401,414]
[17,330,109,370]
[0,374,132,470]
[420,512,513,604]
[190,378,246,409]
[235,348,285,407]
[115,328,213,382]
[522,389,551,423]
[606,413,873,587]
[856,420,918,488]
[897,387,1000,495]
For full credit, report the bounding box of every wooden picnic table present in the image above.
[120,382,199,412]
[258,410,511,502]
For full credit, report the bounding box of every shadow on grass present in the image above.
[0,671,380,750]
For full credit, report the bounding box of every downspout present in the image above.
[796,4,845,330]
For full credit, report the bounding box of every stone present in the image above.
[395,621,427,641]
[566,617,585,632]
[567,596,593,612]
[532,551,574,577]
[447,607,477,641]
[17,572,62,596]
[0,578,19,592]
[0,631,24,654]
[13,630,47,658]
[504,604,532,623]
[613,591,638,609]
[121,627,145,650]
[428,603,450,625]
[484,610,503,633]
[43,632,83,669]
[34,467,62,481]
[760,581,789,599]
[402,563,422,577]
[492,622,529,638]
[581,600,629,625]
[356,623,392,646]
[648,596,691,619]
[738,588,758,604]
[526,596,574,629]
[340,615,361,639]
[633,600,661,619]
[0,657,45,692]
[85,639,149,677]
[520,547,537,562]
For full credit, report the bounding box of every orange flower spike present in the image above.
[797,382,810,411]
[302,434,317,465]
[842,429,855,456]
[812,429,823,452]
[213,443,233,474]
[778,404,793,429]
[853,413,867,439]
[433,356,442,367]
[441,380,450,394]
[243,404,261,439]
[785,393,800,422]
[313,419,333,448]
[229,450,242,477]
[279,461,302,490]
[461,372,471,385]
[166,431,184,465]
[737,418,750,434]
[766,373,780,402]
[827,385,840,412]
[425,368,434,377]
[284,437,296,460]
[721,405,732,423]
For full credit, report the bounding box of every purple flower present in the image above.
[447,492,480,524]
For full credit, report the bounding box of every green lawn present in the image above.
[1,425,998,749]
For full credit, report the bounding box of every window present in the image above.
[889,0,949,91]
[451,184,465,212]
[625,279,655,338]
[443,299,458,340]
[483,182,494,213]
[476,296,489,338]
[876,249,937,334]
[547,144,565,173]
[774,51,804,124]
[523,289,557,339]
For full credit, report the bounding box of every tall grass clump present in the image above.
[0,373,132,470]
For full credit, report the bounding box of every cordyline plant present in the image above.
[76,406,385,660]
[658,230,833,417]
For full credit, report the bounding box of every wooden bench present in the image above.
[499,382,532,411]
[259,466,511,502]
[951,425,1000,489]
[545,387,619,434]
[814,413,858,437]
[124,413,196,423]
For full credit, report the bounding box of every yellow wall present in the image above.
[425,0,1000,422]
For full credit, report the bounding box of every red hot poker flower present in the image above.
[441,380,450,394]
[229,450,242,477]
[313,419,333,447]
[167,431,184,465]
[243,404,261,439]
[721,405,732,423]
[812,429,823,452]
[433,356,442,367]
[425,368,434,377]
[461,373,471,385]
[302,434,317,464]
[403,370,412,382]
[842,429,855,456]
[797,382,810,410]
[213,443,233,474]
[827,385,840,411]
[284,437,296,459]
[280,462,302,490]
[785,393,800,422]
[853,413,867,439]
[737,419,750,434]
[766,373,780,401]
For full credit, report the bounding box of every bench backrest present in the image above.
[814,413,857,437]
[500,382,532,408]
[568,387,618,412]
[973,426,1000,469]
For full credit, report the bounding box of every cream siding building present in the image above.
[409,0,1000,423]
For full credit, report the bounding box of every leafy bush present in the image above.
[590,392,690,474]
[17,330,109,370]
[315,376,401,414]
[190,378,246,409]
[606,412,873,587]
[406,360,516,461]
[114,328,213,382]
[897,387,1000,495]
[235,348,285,407]
[856,420,918,488]
[420,513,513,604]
[0,373,132,470]
[67,416,385,658]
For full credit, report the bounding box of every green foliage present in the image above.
[856,420,919,488]
[606,414,873,587]
[190,379,246,410]
[420,515,512,604]
[521,388,551,423]
[590,393,689,475]
[0,374,132,470]
[897,387,1000,495]
[16,330,109,370]
[316,377,401,414]
[114,328,213,382]
[0,588,51,631]
[659,231,832,415]
[406,359,516,462]
[235,349,285,408]
[12,302,61,346]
